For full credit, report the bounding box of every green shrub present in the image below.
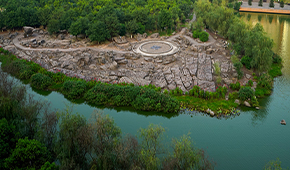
[230,82,241,90]
[199,31,209,42]
[269,64,282,77]
[247,80,253,87]
[192,30,199,38]
[173,87,183,96]
[30,73,52,90]
[155,87,161,92]
[52,72,67,84]
[231,55,244,79]
[250,96,259,107]
[84,83,180,113]
[257,73,273,90]
[163,89,168,94]
[229,92,238,100]
[62,80,87,99]
[238,86,254,101]
[19,69,34,80]
[241,55,252,69]
[234,62,243,79]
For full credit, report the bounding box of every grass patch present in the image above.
[174,96,238,115]
[255,87,272,97]
[269,64,282,77]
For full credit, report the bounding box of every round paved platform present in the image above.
[133,41,179,57]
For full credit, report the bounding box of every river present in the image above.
[4,12,290,169]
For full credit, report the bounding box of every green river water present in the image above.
[4,12,290,169]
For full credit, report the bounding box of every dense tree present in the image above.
[269,0,275,7]
[227,17,249,54]
[89,111,122,169]
[244,23,273,72]
[5,137,50,169]
[258,0,263,6]
[0,118,18,169]
[0,0,194,42]
[158,9,173,30]
[69,17,89,37]
[125,19,139,37]
[104,14,121,38]
[280,0,284,8]
[56,111,91,169]
[47,19,61,34]
[86,21,111,43]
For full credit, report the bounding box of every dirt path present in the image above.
[11,13,216,53]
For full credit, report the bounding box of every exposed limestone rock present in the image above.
[150,33,159,38]
[109,61,118,70]
[197,53,212,81]
[113,36,128,44]
[23,26,34,37]
[235,99,240,105]
[244,101,251,107]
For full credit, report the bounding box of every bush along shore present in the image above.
[0,45,283,117]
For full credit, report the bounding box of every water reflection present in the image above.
[31,86,52,96]
[258,15,262,22]
[268,15,274,24]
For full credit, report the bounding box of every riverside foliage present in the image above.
[0,69,214,169]
[194,0,274,73]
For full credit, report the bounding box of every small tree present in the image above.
[5,137,50,169]
[248,0,252,6]
[139,124,165,169]
[258,0,263,6]
[269,0,275,7]
[280,0,284,8]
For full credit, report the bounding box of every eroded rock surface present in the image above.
[0,29,241,93]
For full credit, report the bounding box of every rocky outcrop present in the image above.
[150,33,159,38]
[23,26,34,38]
[1,27,246,94]
[113,36,128,44]
[280,119,286,125]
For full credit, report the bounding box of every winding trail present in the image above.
[12,13,216,53]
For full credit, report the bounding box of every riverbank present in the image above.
[0,36,283,117]
[240,2,290,14]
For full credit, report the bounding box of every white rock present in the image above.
[244,101,251,107]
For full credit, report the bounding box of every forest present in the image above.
[0,0,194,42]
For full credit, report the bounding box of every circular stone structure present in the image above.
[133,41,179,57]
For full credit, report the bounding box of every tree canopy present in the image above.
[0,0,194,42]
